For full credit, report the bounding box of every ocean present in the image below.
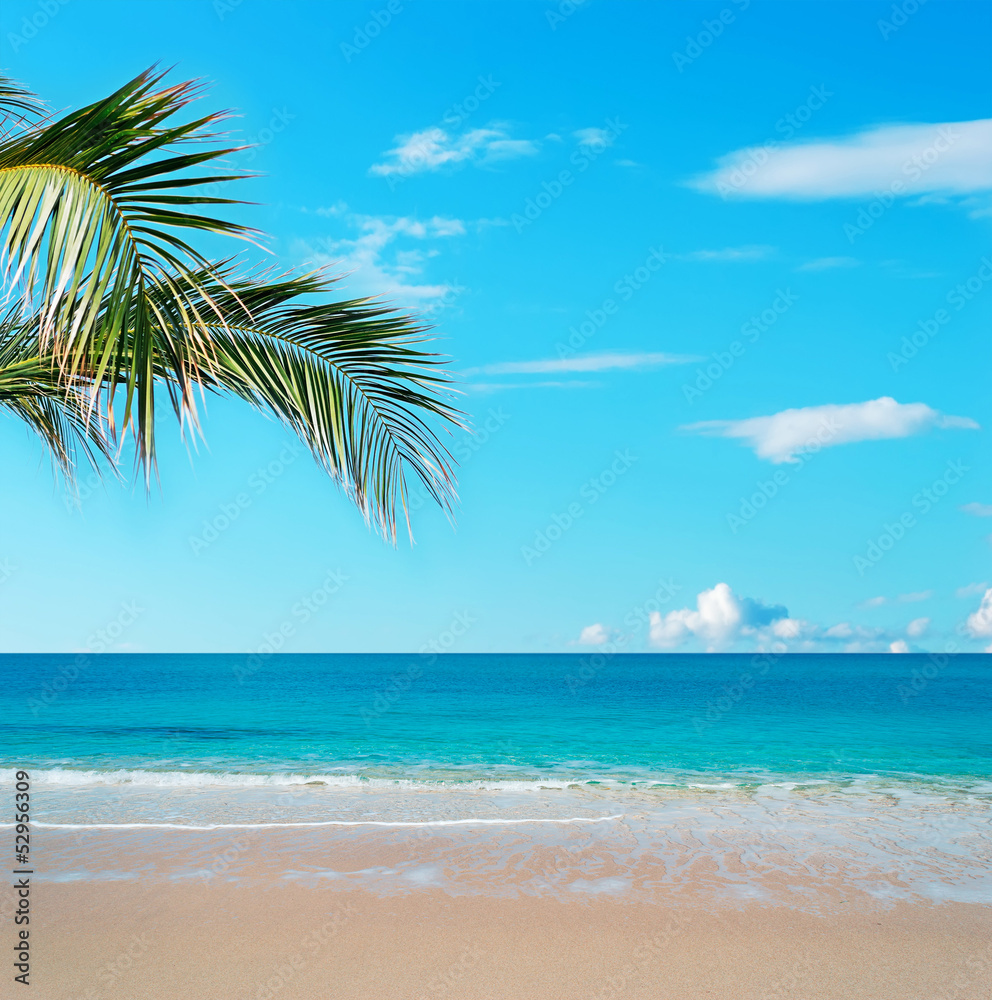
[4,653,991,905]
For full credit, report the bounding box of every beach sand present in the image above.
[30,876,992,999]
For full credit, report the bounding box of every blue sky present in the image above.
[1,0,990,654]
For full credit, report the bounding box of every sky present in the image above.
[1,0,990,655]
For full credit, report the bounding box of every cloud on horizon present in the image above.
[689,119,992,200]
[965,589,992,644]
[578,582,991,653]
[647,583,790,651]
[683,397,978,464]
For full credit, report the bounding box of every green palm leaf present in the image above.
[0,67,256,468]
[0,69,462,539]
[156,267,463,540]
[0,308,116,480]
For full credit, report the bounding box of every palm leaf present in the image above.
[0,308,115,481]
[0,67,257,472]
[147,266,463,540]
[0,73,47,140]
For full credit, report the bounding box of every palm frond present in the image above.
[0,73,46,140]
[148,266,463,540]
[0,67,258,472]
[0,309,116,481]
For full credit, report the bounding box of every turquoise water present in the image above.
[5,654,990,904]
[4,652,991,789]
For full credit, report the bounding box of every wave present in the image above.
[0,767,607,791]
[4,767,990,799]
[4,815,624,831]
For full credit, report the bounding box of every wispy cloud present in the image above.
[300,208,464,307]
[573,127,617,149]
[859,595,888,609]
[465,351,700,376]
[899,590,934,603]
[797,256,860,271]
[689,119,992,199]
[467,380,599,393]
[961,502,992,517]
[676,245,776,263]
[859,590,934,608]
[957,581,989,598]
[683,397,978,464]
[370,124,539,176]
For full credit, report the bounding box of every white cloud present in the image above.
[573,127,616,149]
[906,617,930,638]
[465,351,701,376]
[860,596,887,609]
[468,380,599,393]
[648,583,788,651]
[961,502,992,517]
[301,210,464,308]
[677,245,776,263]
[956,581,989,599]
[690,119,992,199]
[965,588,992,638]
[861,591,933,608]
[770,617,807,639]
[683,397,978,464]
[889,640,911,654]
[578,624,611,646]
[824,623,855,638]
[642,582,907,652]
[370,124,538,176]
[797,256,860,271]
